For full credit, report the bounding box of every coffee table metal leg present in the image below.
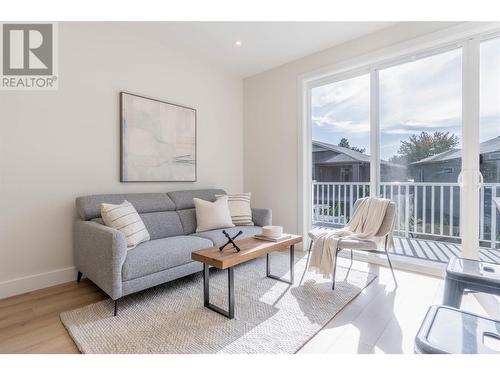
[203,263,210,307]
[228,267,234,318]
[266,245,295,284]
[203,263,235,319]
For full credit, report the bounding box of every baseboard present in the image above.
[0,266,78,300]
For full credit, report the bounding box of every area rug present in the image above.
[60,253,376,353]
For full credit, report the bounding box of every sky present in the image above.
[311,38,500,161]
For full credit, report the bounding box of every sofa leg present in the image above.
[77,271,82,283]
[114,299,118,317]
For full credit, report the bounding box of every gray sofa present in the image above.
[74,189,271,314]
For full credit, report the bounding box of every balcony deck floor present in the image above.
[312,225,500,264]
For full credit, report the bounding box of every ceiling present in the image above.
[121,22,396,78]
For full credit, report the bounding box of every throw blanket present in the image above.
[308,197,391,278]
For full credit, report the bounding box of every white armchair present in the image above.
[307,200,398,290]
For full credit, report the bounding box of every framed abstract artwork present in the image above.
[120,92,196,182]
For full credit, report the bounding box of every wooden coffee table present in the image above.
[191,234,302,319]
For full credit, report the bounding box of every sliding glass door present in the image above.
[307,28,500,264]
[379,48,463,250]
[480,37,500,251]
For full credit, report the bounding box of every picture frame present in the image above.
[120,92,197,182]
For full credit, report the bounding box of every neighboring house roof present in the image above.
[410,136,500,166]
[313,140,370,163]
[312,140,404,168]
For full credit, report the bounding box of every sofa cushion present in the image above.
[177,208,197,235]
[122,236,213,281]
[193,196,234,232]
[215,193,254,226]
[101,200,150,249]
[191,226,263,246]
[76,193,176,220]
[139,211,184,240]
[167,189,226,210]
[92,211,184,240]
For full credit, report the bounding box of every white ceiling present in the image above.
[122,22,396,78]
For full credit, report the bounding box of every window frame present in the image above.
[306,43,466,206]
[298,23,500,257]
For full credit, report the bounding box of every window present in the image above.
[311,74,370,225]
[311,73,371,184]
[377,48,462,236]
[480,37,500,183]
[307,28,500,255]
[379,48,462,183]
[480,36,500,248]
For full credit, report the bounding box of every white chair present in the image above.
[307,200,398,290]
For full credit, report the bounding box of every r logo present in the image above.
[2,24,53,75]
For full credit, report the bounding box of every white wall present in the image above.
[243,22,461,240]
[0,22,243,297]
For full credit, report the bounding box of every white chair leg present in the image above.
[305,239,313,268]
[299,239,314,286]
[385,251,397,287]
[332,248,340,290]
[384,239,398,287]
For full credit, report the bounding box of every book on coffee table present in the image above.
[254,234,292,242]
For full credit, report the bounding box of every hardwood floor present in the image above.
[300,257,500,353]
[0,279,107,353]
[0,254,498,354]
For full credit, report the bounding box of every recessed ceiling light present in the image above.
[235,40,242,47]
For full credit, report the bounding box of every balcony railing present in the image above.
[312,181,500,249]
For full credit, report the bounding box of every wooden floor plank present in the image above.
[480,251,498,263]
[487,250,500,262]
[408,239,427,259]
[393,238,407,256]
[435,242,456,260]
[480,249,500,263]
[0,279,105,354]
[443,243,460,258]
[415,239,439,261]
[424,241,448,262]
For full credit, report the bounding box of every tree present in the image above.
[338,138,366,154]
[392,131,459,164]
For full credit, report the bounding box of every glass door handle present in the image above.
[457,171,464,187]
[475,171,484,189]
[458,171,484,188]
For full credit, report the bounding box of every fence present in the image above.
[312,181,500,249]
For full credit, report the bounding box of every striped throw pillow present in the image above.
[100,200,150,249]
[215,193,254,226]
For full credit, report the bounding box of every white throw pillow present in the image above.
[193,196,235,233]
[215,193,254,226]
[101,200,150,249]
